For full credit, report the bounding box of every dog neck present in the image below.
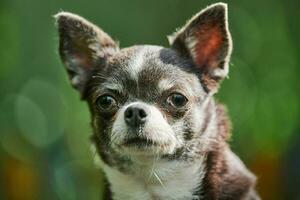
[99,156,206,200]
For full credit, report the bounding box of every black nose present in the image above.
[124,105,148,127]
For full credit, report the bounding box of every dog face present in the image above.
[87,46,208,157]
[55,3,232,168]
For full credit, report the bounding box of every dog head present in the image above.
[55,3,232,169]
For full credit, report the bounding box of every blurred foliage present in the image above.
[0,0,299,199]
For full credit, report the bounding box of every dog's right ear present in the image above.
[168,3,232,93]
[54,12,118,98]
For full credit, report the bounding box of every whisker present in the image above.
[153,171,166,189]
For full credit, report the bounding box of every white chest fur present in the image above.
[100,157,206,200]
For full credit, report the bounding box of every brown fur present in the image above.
[55,3,259,199]
[196,104,258,199]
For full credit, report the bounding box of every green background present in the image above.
[0,0,299,199]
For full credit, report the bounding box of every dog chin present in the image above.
[112,132,177,156]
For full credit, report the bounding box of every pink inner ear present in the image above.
[68,52,93,71]
[193,24,223,70]
[70,41,95,69]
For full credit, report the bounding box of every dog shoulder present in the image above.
[200,148,259,200]
[222,149,259,200]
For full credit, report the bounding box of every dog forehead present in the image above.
[102,45,202,96]
[116,45,172,79]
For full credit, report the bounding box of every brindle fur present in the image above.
[55,3,259,200]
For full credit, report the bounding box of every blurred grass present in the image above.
[0,0,299,199]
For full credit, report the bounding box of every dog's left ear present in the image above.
[54,12,119,98]
[168,3,232,93]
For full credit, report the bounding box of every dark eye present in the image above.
[96,95,117,111]
[167,93,188,108]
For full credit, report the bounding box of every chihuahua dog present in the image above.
[55,3,259,200]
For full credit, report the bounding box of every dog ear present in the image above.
[168,3,232,93]
[54,12,118,98]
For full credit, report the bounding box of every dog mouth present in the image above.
[112,126,176,155]
[123,137,159,148]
